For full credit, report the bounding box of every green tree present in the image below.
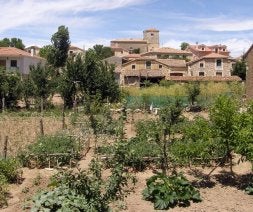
[0,69,22,110]
[232,60,247,80]
[210,95,239,173]
[180,42,189,50]
[57,55,84,109]
[91,45,113,59]
[0,38,25,49]
[47,25,70,68]
[21,75,35,109]
[39,45,53,59]
[159,100,183,174]
[29,63,52,111]
[81,50,120,102]
[185,82,200,105]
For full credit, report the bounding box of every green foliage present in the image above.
[39,45,53,59]
[91,44,114,59]
[57,54,84,109]
[142,173,201,210]
[0,158,20,183]
[0,69,22,109]
[0,174,8,208]
[0,37,25,49]
[159,79,175,87]
[245,184,253,195]
[185,82,200,105]
[21,75,35,109]
[235,102,253,162]
[180,42,189,50]
[232,60,247,80]
[19,133,80,167]
[32,160,132,211]
[100,138,160,171]
[47,25,70,68]
[210,95,239,169]
[29,63,52,110]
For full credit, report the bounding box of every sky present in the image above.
[0,0,253,57]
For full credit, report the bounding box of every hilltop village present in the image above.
[0,28,245,87]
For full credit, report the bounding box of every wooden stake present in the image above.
[3,136,8,159]
[40,118,44,136]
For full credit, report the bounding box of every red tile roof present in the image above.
[142,47,192,55]
[143,28,159,32]
[0,47,44,60]
[202,53,228,59]
[111,38,147,43]
[157,59,186,67]
[168,76,241,82]
[124,70,167,77]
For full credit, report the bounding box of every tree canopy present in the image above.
[90,45,113,60]
[232,60,247,80]
[0,38,25,49]
[180,42,189,50]
[47,25,70,68]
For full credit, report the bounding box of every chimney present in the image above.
[31,48,34,57]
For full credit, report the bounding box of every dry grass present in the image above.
[0,115,63,157]
[124,82,245,98]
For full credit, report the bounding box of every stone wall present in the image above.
[245,48,253,98]
[189,58,232,77]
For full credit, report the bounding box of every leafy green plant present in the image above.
[31,159,134,211]
[142,173,201,210]
[0,174,8,208]
[19,133,81,168]
[245,184,253,195]
[0,158,21,183]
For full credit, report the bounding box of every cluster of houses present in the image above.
[1,28,253,97]
[107,28,241,86]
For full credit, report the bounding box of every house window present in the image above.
[201,47,205,51]
[199,62,204,68]
[170,73,183,76]
[216,59,223,70]
[151,33,154,36]
[132,64,136,70]
[0,60,6,68]
[215,48,218,53]
[159,64,163,69]
[216,72,222,76]
[199,72,205,76]
[146,61,151,69]
[10,60,17,67]
[223,48,226,51]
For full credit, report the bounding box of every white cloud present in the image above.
[195,18,253,32]
[72,38,111,50]
[0,0,148,33]
[204,38,252,57]
[161,39,182,49]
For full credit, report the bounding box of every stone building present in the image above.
[243,44,253,99]
[187,53,234,77]
[0,47,45,74]
[110,28,160,54]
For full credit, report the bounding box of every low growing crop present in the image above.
[142,173,201,210]
[19,133,81,168]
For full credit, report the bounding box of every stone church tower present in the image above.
[143,28,159,52]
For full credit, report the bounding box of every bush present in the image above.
[19,133,81,168]
[31,160,133,211]
[0,158,20,183]
[142,173,201,210]
[0,175,8,208]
